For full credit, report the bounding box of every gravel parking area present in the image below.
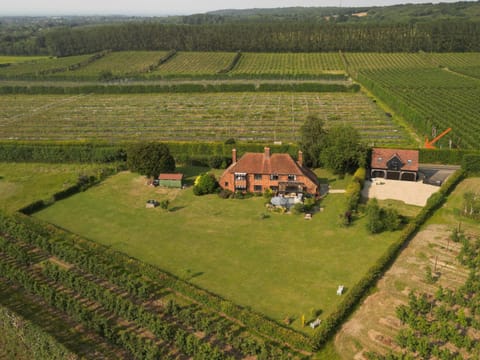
[362,179,440,206]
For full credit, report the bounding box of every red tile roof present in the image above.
[159,173,183,180]
[224,150,318,185]
[371,148,419,171]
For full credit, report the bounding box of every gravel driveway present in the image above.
[362,179,440,206]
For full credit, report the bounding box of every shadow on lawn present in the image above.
[169,206,185,212]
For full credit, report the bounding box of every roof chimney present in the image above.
[298,150,303,167]
[264,147,271,158]
[232,148,237,164]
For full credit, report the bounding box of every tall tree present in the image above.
[299,114,327,168]
[126,142,175,178]
[320,125,365,174]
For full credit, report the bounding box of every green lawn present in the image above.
[35,170,401,332]
[427,177,480,230]
[0,162,107,213]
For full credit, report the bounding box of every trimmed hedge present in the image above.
[0,81,357,95]
[344,167,366,212]
[419,148,480,165]
[0,141,299,163]
[462,154,480,173]
[0,141,126,163]
[312,169,466,350]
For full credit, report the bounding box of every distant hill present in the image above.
[193,1,480,24]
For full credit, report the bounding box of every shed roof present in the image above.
[159,173,183,180]
[371,148,419,171]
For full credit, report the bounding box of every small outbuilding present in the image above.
[158,173,184,188]
[370,148,419,181]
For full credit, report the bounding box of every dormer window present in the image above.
[288,174,296,181]
[270,174,279,181]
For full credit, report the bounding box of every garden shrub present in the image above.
[193,173,219,195]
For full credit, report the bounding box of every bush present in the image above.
[193,173,218,195]
[366,199,402,234]
[218,189,233,199]
[292,203,305,214]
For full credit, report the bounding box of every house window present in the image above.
[270,186,278,191]
[254,185,262,192]
[235,185,246,191]
[270,174,279,181]
[254,174,262,181]
[224,182,229,187]
[288,174,296,181]
[235,173,246,180]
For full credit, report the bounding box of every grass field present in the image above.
[0,92,412,145]
[0,56,49,64]
[35,169,402,332]
[0,162,107,213]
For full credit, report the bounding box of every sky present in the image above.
[1,0,473,16]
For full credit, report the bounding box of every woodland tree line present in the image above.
[0,19,479,56]
[44,21,480,56]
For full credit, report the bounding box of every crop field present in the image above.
[451,65,480,79]
[0,92,411,145]
[231,52,344,76]
[149,51,236,76]
[0,54,93,78]
[57,51,169,78]
[35,170,402,333]
[343,52,480,149]
[344,52,480,71]
[358,67,480,148]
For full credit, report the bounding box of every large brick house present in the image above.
[370,148,419,181]
[219,147,319,195]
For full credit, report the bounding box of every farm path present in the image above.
[334,224,468,359]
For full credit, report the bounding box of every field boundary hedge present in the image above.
[0,81,358,94]
[0,141,299,163]
[311,168,466,350]
[0,142,126,163]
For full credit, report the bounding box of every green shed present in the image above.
[158,173,183,188]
